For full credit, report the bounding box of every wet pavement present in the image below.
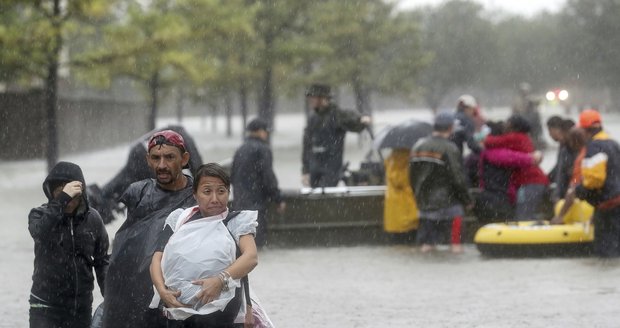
[2,107,620,327]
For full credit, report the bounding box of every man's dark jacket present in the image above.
[29,161,109,315]
[302,104,366,184]
[409,136,472,212]
[231,136,281,210]
[102,177,195,328]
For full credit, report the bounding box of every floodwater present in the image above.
[2,107,619,327]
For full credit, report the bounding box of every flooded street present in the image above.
[2,108,620,327]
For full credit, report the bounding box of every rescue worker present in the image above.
[574,109,620,257]
[302,83,371,188]
[409,112,473,253]
[102,130,196,328]
[231,118,286,248]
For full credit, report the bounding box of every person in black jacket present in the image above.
[302,83,371,187]
[231,118,285,248]
[410,112,473,253]
[546,116,576,203]
[28,161,109,328]
[102,130,197,328]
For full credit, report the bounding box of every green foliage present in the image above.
[416,0,497,109]
[560,0,620,87]
[306,0,427,112]
[0,0,116,87]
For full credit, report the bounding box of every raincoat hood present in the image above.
[42,161,89,213]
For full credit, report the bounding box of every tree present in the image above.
[251,0,313,129]
[175,0,257,136]
[75,0,200,131]
[309,0,426,115]
[559,0,620,108]
[415,0,497,110]
[0,0,116,171]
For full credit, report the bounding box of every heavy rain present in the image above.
[2,0,620,327]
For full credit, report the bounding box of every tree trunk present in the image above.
[258,34,275,131]
[352,79,372,115]
[225,92,233,138]
[148,71,159,131]
[210,102,218,133]
[175,87,184,123]
[239,83,249,141]
[45,0,62,172]
[258,65,274,130]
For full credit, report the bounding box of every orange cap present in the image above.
[579,109,601,128]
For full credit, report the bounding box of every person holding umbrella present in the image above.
[374,120,432,243]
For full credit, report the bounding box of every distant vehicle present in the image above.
[545,88,569,102]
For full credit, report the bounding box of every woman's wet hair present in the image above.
[507,114,531,133]
[193,163,231,192]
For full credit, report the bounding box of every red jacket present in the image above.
[484,132,549,201]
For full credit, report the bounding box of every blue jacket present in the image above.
[575,130,620,208]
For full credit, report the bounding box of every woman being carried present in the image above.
[150,163,258,327]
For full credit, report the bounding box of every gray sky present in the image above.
[394,0,567,17]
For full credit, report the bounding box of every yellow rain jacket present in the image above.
[383,149,419,232]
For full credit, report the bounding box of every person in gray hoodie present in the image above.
[29,161,109,328]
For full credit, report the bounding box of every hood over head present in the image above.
[43,161,89,213]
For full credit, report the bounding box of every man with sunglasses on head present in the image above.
[102,130,197,328]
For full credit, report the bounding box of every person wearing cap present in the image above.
[302,83,372,187]
[102,130,197,328]
[28,161,109,327]
[573,109,620,257]
[409,112,473,253]
[231,118,286,248]
[87,125,203,225]
[451,94,483,157]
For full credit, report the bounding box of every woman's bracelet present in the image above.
[218,271,231,291]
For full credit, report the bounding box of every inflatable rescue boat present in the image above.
[474,221,594,256]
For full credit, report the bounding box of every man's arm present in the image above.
[335,108,370,133]
[302,124,312,175]
[483,148,535,168]
[259,147,282,205]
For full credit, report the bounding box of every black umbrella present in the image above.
[373,119,432,150]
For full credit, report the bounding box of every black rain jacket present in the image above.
[28,161,109,314]
[102,176,195,328]
[231,136,282,210]
[409,136,472,212]
[302,104,367,176]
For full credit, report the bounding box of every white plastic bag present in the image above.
[151,214,239,320]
